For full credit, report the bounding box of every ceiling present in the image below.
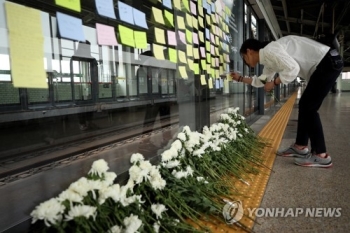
[269,0,350,66]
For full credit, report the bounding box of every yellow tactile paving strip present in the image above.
[202,92,298,232]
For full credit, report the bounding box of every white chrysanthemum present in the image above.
[57,189,83,204]
[130,153,145,164]
[123,214,142,233]
[129,165,143,184]
[108,225,122,233]
[98,184,121,204]
[153,221,160,233]
[151,203,168,219]
[65,205,96,221]
[196,177,205,182]
[186,166,194,176]
[171,139,183,151]
[161,148,177,162]
[30,198,65,227]
[103,171,117,186]
[68,177,90,197]
[164,160,181,168]
[149,175,166,190]
[177,132,187,141]
[172,170,188,179]
[139,160,152,172]
[193,148,205,157]
[88,159,109,177]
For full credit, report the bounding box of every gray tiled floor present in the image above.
[253,92,350,233]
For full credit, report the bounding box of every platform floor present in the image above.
[252,90,350,232]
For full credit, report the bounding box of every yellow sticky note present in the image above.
[119,25,135,47]
[155,27,166,44]
[198,6,204,16]
[168,48,177,63]
[198,17,204,28]
[199,31,204,43]
[153,44,165,60]
[183,0,190,12]
[215,36,219,45]
[206,15,211,25]
[193,48,199,59]
[216,70,220,77]
[5,2,47,88]
[164,10,174,27]
[192,16,198,30]
[134,31,147,49]
[186,13,193,28]
[187,58,194,71]
[177,16,185,30]
[55,0,81,12]
[206,53,211,63]
[178,50,187,63]
[198,0,203,6]
[201,75,207,85]
[185,29,192,43]
[186,44,193,57]
[205,41,210,51]
[152,7,165,25]
[215,47,219,56]
[220,55,224,63]
[179,66,188,79]
[174,0,181,10]
[207,64,211,73]
[193,63,199,75]
[201,60,207,70]
[208,78,213,89]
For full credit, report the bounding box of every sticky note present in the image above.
[164,10,174,27]
[198,17,204,28]
[199,31,204,42]
[193,63,199,74]
[201,60,206,70]
[55,0,81,12]
[201,75,207,85]
[5,2,46,88]
[57,12,85,41]
[96,23,118,46]
[163,0,172,9]
[167,30,177,46]
[134,31,147,49]
[192,16,198,30]
[168,48,177,63]
[207,64,211,73]
[190,1,197,15]
[155,27,166,44]
[186,44,193,57]
[118,25,135,47]
[193,48,199,59]
[206,15,211,25]
[178,31,186,44]
[179,66,188,79]
[186,29,192,43]
[177,16,185,30]
[174,0,181,10]
[198,6,204,16]
[193,32,198,45]
[200,47,205,57]
[206,52,211,63]
[153,44,165,60]
[133,8,148,29]
[152,7,165,25]
[186,13,192,28]
[118,1,134,25]
[183,0,190,12]
[95,0,116,19]
[178,50,187,63]
[205,41,210,51]
[187,58,194,71]
[208,78,213,89]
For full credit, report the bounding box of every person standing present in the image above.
[230,35,343,168]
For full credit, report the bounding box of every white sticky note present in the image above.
[57,12,85,41]
[95,0,116,19]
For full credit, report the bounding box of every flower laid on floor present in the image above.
[30,108,268,233]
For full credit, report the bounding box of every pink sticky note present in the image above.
[200,47,205,57]
[178,31,186,44]
[96,23,118,46]
[167,30,177,46]
[210,33,215,43]
[193,32,198,44]
[211,45,215,55]
[216,58,219,66]
[190,1,197,15]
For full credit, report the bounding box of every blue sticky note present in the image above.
[118,1,134,25]
[162,0,172,9]
[56,12,85,41]
[205,28,210,40]
[203,0,207,9]
[207,5,211,14]
[211,3,216,13]
[95,0,116,19]
[133,8,148,29]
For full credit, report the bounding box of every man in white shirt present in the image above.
[230,35,343,168]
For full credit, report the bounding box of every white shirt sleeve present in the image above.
[260,42,300,84]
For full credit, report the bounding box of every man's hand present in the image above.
[264,81,275,92]
[230,72,240,81]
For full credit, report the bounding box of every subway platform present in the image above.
[1,89,349,233]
